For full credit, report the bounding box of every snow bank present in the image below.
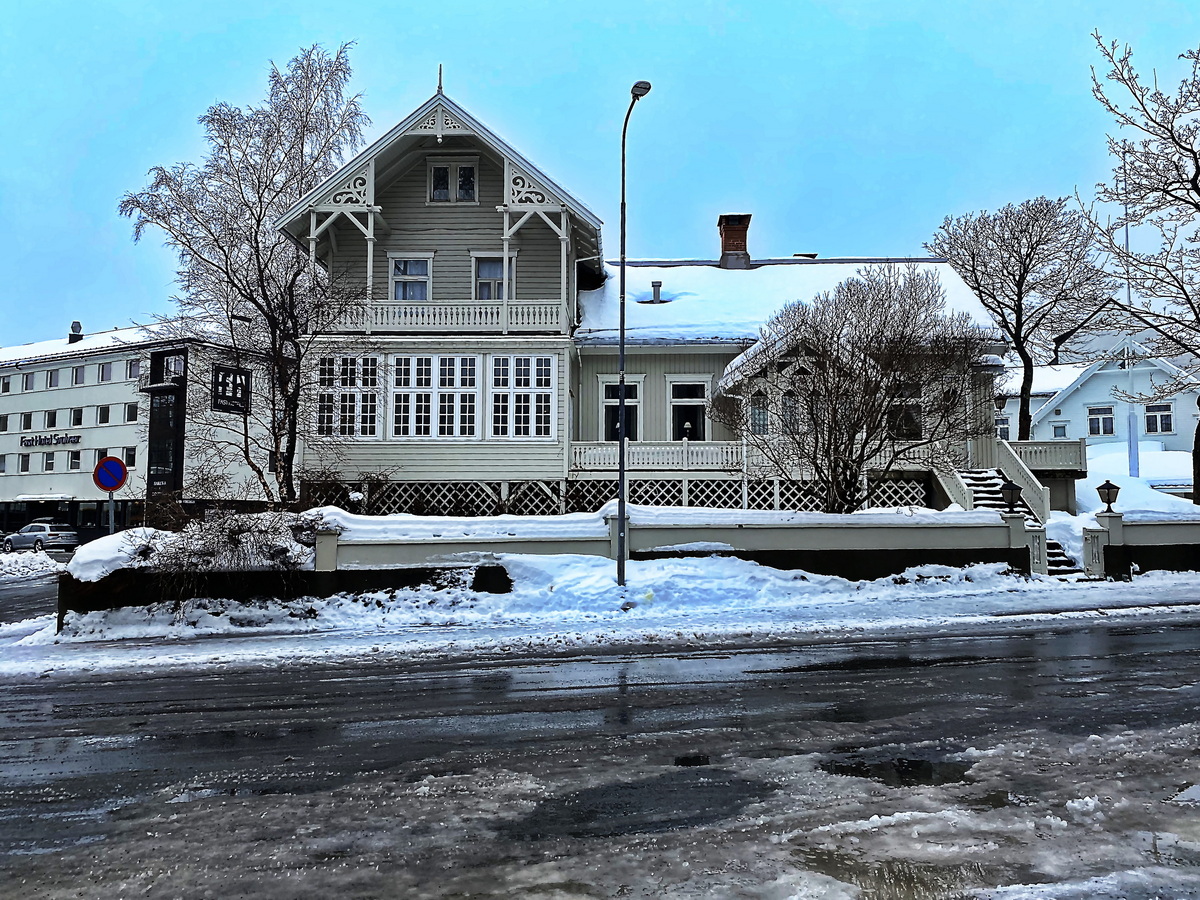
[0,550,65,582]
[66,528,172,582]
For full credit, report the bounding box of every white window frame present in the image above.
[665,375,711,442]
[46,369,59,389]
[126,359,141,380]
[98,362,113,383]
[19,412,32,431]
[995,415,1010,441]
[96,405,111,426]
[1088,406,1115,436]
[68,450,81,471]
[18,453,30,473]
[72,366,85,386]
[391,353,481,441]
[1145,402,1175,434]
[1050,421,1069,439]
[469,250,517,303]
[44,409,57,429]
[43,452,54,473]
[21,372,34,392]
[386,252,435,304]
[598,374,644,443]
[491,355,556,441]
[315,355,381,439]
[125,402,138,423]
[426,156,479,205]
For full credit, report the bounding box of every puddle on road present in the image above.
[501,768,774,839]
[818,753,972,788]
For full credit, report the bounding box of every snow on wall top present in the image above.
[576,258,994,345]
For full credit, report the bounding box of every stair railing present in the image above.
[994,439,1050,523]
[934,469,975,511]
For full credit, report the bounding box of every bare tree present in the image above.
[1091,33,1200,502]
[927,197,1114,440]
[119,44,369,508]
[713,265,994,514]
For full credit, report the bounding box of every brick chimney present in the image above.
[717,214,751,269]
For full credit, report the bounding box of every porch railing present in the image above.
[330,299,564,333]
[1006,439,1087,472]
[571,441,745,472]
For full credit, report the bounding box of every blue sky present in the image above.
[1,0,1196,346]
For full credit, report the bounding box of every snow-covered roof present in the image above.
[576,258,993,346]
[0,325,169,368]
[999,363,1093,400]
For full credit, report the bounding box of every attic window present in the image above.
[428,158,477,204]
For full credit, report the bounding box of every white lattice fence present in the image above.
[565,480,618,513]
[629,480,684,506]
[868,476,930,508]
[746,480,776,510]
[687,479,743,509]
[778,480,824,512]
[507,481,562,516]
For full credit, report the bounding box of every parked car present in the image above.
[2,521,80,553]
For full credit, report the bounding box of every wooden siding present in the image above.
[575,350,742,442]
[307,337,571,482]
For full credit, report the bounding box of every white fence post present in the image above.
[314,529,339,572]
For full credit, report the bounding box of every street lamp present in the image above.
[1096,479,1120,513]
[617,79,651,588]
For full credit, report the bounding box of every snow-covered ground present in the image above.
[0,550,64,582]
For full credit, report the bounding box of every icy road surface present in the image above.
[3,616,1200,899]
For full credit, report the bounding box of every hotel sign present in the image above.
[19,433,82,448]
[212,365,251,415]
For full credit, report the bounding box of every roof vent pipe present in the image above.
[68,321,83,344]
[652,281,662,303]
[717,214,752,269]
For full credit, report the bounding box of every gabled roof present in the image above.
[1028,341,1200,426]
[275,90,602,255]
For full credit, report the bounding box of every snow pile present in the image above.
[1088,440,1194,491]
[1073,445,1200,520]
[65,514,315,583]
[0,550,65,582]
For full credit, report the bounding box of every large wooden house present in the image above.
[275,89,1072,518]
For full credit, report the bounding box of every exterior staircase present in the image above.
[959,469,1082,576]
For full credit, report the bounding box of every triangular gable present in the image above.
[276,91,601,233]
[1029,343,1199,427]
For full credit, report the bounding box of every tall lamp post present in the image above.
[617,79,652,587]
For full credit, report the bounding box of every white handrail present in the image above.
[934,469,975,510]
[994,439,1051,523]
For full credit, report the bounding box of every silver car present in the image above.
[2,521,80,553]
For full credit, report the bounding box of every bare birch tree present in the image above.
[927,197,1114,441]
[119,44,369,508]
[1091,33,1200,502]
[712,265,994,514]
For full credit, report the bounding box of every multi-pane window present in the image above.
[390,258,431,302]
[750,393,768,436]
[68,450,81,471]
[669,381,707,441]
[996,416,1010,441]
[46,369,59,389]
[1088,406,1115,436]
[1145,403,1174,434]
[316,356,379,437]
[887,384,923,440]
[475,258,505,301]
[43,452,54,472]
[393,354,477,438]
[493,356,552,438]
[602,380,639,442]
[428,160,476,203]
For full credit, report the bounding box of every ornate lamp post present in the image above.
[999,479,1023,514]
[1096,479,1121,513]
[617,80,651,588]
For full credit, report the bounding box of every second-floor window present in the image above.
[428,158,476,203]
[46,370,59,389]
[21,373,34,391]
[1145,403,1174,434]
[1088,406,1115,436]
[98,362,113,382]
[390,258,431,302]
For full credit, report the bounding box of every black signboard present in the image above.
[212,365,251,414]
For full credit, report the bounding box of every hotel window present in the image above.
[46,369,59,389]
[0,456,5,474]
[493,356,553,438]
[315,356,378,437]
[20,412,32,431]
[18,454,30,473]
[127,359,141,380]
[1088,406,1115,436]
[68,450,81,471]
[94,449,108,466]
[70,408,83,427]
[392,354,478,438]
[43,452,54,473]
[124,447,137,468]
[97,405,111,425]
[0,376,8,393]
[125,402,138,423]
[44,410,57,429]
[98,362,113,382]
[428,158,477,203]
[389,257,432,302]
[601,376,641,442]
[73,366,85,385]
[21,372,34,391]
[0,415,6,432]
[1145,403,1174,434]
[668,380,708,441]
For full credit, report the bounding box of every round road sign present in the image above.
[93,456,129,492]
